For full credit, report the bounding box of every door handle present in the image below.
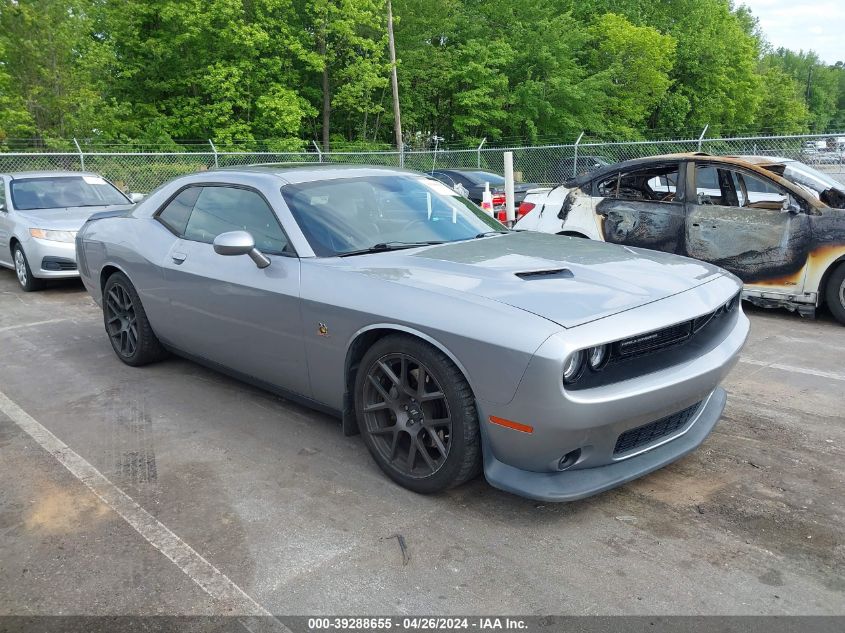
[172,252,187,264]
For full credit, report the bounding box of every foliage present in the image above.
[0,0,842,149]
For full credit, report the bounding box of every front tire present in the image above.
[825,263,845,325]
[13,244,43,292]
[103,271,168,366]
[354,335,482,494]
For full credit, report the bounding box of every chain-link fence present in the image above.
[0,132,843,193]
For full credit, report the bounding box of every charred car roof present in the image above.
[564,152,827,211]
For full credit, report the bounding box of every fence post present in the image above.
[399,144,405,169]
[73,138,85,171]
[572,132,584,178]
[312,140,323,163]
[504,151,515,225]
[208,139,219,168]
[477,137,487,168]
[697,125,709,152]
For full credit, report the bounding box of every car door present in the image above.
[157,183,310,397]
[0,176,14,267]
[684,162,812,295]
[593,162,687,254]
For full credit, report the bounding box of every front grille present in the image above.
[614,321,692,359]
[613,401,702,455]
[610,291,741,363]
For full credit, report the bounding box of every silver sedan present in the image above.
[76,165,748,501]
[0,171,135,290]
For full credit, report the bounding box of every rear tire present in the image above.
[13,244,44,292]
[103,271,169,366]
[354,334,482,494]
[825,263,845,325]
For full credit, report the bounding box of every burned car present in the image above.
[517,153,845,324]
[76,165,747,502]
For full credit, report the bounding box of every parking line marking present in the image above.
[0,318,69,333]
[740,358,845,382]
[0,389,287,629]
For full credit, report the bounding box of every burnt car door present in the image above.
[157,183,310,397]
[684,162,812,295]
[594,162,687,254]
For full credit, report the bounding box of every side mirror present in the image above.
[128,192,145,203]
[213,231,270,269]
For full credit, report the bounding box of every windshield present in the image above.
[10,176,130,210]
[782,161,843,195]
[281,175,505,256]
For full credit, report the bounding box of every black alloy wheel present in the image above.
[355,335,481,494]
[102,272,168,366]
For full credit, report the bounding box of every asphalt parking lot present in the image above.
[0,269,843,617]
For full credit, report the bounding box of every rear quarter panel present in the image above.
[77,215,175,328]
[517,186,600,238]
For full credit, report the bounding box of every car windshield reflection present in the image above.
[281,176,505,257]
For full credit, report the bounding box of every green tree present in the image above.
[101,0,317,146]
[300,0,389,150]
[581,13,676,138]
[0,0,110,144]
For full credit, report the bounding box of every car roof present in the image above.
[730,155,794,166]
[567,152,825,209]
[215,163,428,185]
[5,170,107,180]
[432,168,497,174]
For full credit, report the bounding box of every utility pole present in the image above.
[387,0,403,157]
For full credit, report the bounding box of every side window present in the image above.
[0,180,6,210]
[694,166,726,206]
[157,186,200,235]
[696,165,788,209]
[731,170,788,209]
[596,165,681,203]
[183,186,288,254]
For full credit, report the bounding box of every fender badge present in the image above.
[317,322,329,337]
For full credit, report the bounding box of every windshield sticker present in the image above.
[83,176,107,185]
[421,179,460,197]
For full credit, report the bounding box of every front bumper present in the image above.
[484,387,725,502]
[21,237,79,279]
[478,274,748,501]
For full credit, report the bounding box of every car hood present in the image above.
[343,232,726,328]
[16,204,134,231]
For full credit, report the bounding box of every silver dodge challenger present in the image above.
[76,165,749,501]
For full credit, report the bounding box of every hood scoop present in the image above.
[515,268,574,280]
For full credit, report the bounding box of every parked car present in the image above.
[76,165,747,501]
[0,171,135,290]
[549,155,611,181]
[516,153,845,324]
[430,169,538,221]
[735,155,845,209]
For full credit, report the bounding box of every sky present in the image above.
[740,0,845,64]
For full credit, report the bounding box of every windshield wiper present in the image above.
[337,241,445,257]
[474,230,510,238]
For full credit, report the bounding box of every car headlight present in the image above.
[29,228,78,243]
[564,344,612,385]
[563,350,586,384]
[588,344,610,371]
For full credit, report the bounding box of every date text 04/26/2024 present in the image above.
[307,617,528,631]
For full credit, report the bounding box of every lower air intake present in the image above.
[613,401,703,456]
